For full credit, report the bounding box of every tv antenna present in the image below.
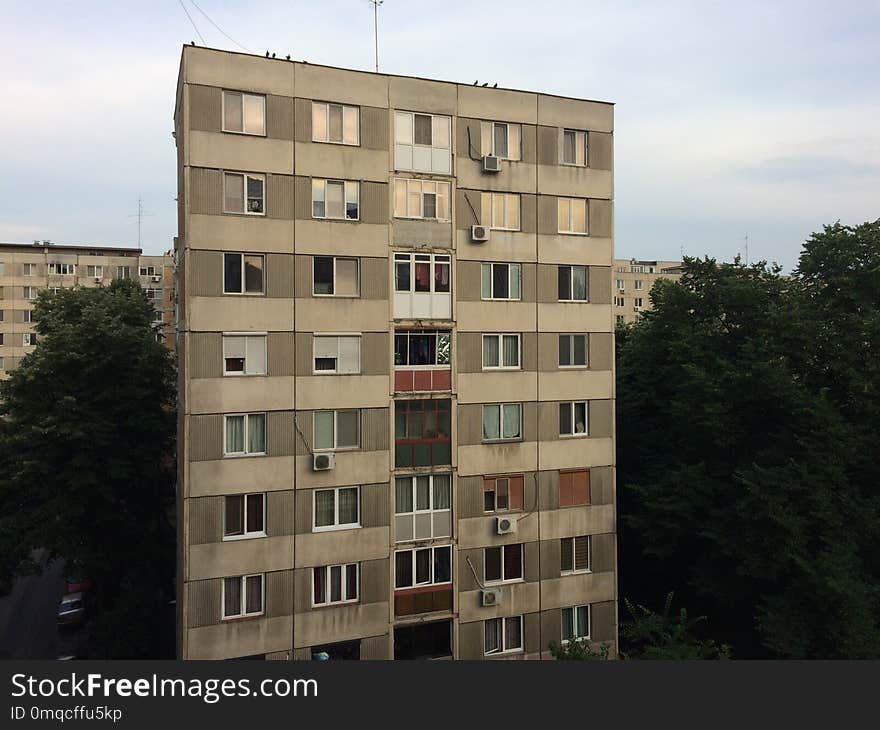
[743,234,749,265]
[369,0,384,72]
[128,198,154,249]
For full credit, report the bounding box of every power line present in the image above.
[177,0,206,44]
[188,0,252,53]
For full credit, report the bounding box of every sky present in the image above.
[0,1,878,270]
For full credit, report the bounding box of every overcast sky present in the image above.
[1,1,877,270]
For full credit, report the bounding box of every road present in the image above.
[0,551,66,659]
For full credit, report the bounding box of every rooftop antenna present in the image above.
[743,234,749,266]
[128,198,154,248]
[369,0,384,72]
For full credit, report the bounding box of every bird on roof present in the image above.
[190,41,195,46]
[481,82,488,87]
[271,52,276,58]
[286,54,291,60]
[474,80,478,85]
[265,51,270,57]
[493,83,498,88]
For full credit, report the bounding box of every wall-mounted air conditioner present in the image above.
[481,587,502,607]
[312,453,336,471]
[496,516,518,535]
[482,155,501,173]
[471,225,489,243]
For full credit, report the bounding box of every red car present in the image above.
[65,577,94,594]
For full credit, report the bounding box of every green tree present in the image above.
[0,279,176,657]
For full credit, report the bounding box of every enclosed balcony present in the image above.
[394,329,451,393]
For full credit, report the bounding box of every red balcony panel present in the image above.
[413,370,433,391]
[431,369,451,391]
[395,370,414,392]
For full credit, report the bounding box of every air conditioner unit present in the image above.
[482,155,501,173]
[481,588,502,607]
[496,516,518,535]
[312,452,336,471]
[618,288,625,293]
[471,225,489,243]
[94,277,102,283]
[151,275,162,283]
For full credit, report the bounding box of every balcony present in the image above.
[393,252,451,320]
[394,329,451,394]
[394,399,451,468]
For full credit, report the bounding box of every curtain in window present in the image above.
[435,262,450,292]
[330,565,343,602]
[415,262,430,291]
[313,411,334,450]
[415,549,431,584]
[336,410,359,448]
[312,103,327,141]
[432,475,451,510]
[509,265,521,299]
[483,336,499,367]
[577,605,590,638]
[503,335,519,367]
[575,536,591,571]
[337,487,358,525]
[326,181,344,219]
[574,402,588,434]
[344,182,359,220]
[485,618,500,654]
[416,476,431,511]
[502,404,521,439]
[314,490,335,527]
[573,267,588,300]
[242,94,265,135]
[224,577,241,617]
[481,263,492,299]
[224,173,243,213]
[483,405,500,440]
[395,478,413,514]
[225,416,245,453]
[561,538,574,572]
[224,91,242,131]
[312,180,325,218]
[328,104,343,141]
[505,617,522,650]
[395,551,413,588]
[224,496,243,536]
[247,414,266,453]
[245,575,262,614]
[335,258,358,296]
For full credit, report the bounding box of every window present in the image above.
[311,101,359,145]
[49,288,60,295]
[223,334,267,376]
[48,263,75,275]
[224,172,265,215]
[0,262,3,275]
[482,334,520,370]
[558,265,588,301]
[616,315,624,325]
[394,399,452,468]
[559,335,588,367]
[22,310,33,323]
[485,616,523,655]
[153,310,164,323]
[394,474,452,541]
[222,574,264,619]
[313,563,359,606]
[24,287,38,300]
[634,280,643,290]
[394,111,451,174]
[23,333,36,346]
[481,121,521,160]
[484,544,524,583]
[312,179,359,220]
[616,279,624,289]
[394,545,452,588]
[145,288,163,301]
[394,330,451,366]
[223,494,265,539]
[313,487,360,530]
[481,262,521,301]
[313,257,358,296]
[559,401,588,437]
[480,192,520,230]
[562,129,587,166]
[139,265,157,276]
[634,297,644,308]
[394,253,451,294]
[559,469,591,507]
[223,253,264,295]
[313,409,359,450]
[393,178,450,221]
[483,474,524,513]
[561,535,591,573]
[558,197,588,234]
[224,413,266,456]
[0,334,3,345]
[23,263,36,276]
[86,265,103,278]
[614,296,625,307]
[562,605,591,642]
[116,266,131,279]
[482,403,522,441]
[631,265,645,273]
[0,357,3,371]
[222,90,266,135]
[313,335,361,374]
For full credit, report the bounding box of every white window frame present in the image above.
[484,543,524,585]
[223,252,265,296]
[481,192,521,231]
[311,179,359,221]
[312,334,361,375]
[48,263,75,275]
[394,111,452,174]
[482,333,521,370]
[223,172,266,216]
[559,401,589,438]
[558,265,589,302]
[86,265,104,278]
[24,287,38,300]
[634,280,643,290]
[616,279,625,289]
[312,486,361,532]
[22,310,33,323]
[393,252,451,294]
[394,474,453,542]
[394,329,452,369]
[116,266,131,279]
[393,544,453,589]
[22,263,36,276]
[221,90,266,136]
[557,197,588,235]
[221,574,264,620]
[634,297,644,308]
[562,128,588,167]
[223,333,267,376]
[481,121,521,161]
[558,334,588,369]
[393,178,451,221]
[311,101,359,146]
[223,413,267,457]
[312,256,359,297]
[139,265,157,276]
[562,604,592,643]
[22,333,36,346]
[481,262,522,301]
[484,615,524,655]
[561,535,592,575]
[482,403,523,442]
[311,563,359,607]
[312,409,360,451]
[222,493,267,541]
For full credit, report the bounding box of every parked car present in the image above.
[65,576,93,594]
[57,592,86,628]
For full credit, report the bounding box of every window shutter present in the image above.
[559,471,573,507]
[571,469,590,505]
[509,475,524,510]
[574,536,590,571]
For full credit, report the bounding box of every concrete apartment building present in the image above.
[613,258,683,325]
[174,45,617,660]
[0,242,175,377]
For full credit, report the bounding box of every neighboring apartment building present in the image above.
[0,242,175,377]
[613,258,683,325]
[174,45,617,661]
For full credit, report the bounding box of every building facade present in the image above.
[613,258,683,325]
[0,242,175,377]
[174,45,617,660]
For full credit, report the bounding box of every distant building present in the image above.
[0,241,175,377]
[612,258,683,325]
